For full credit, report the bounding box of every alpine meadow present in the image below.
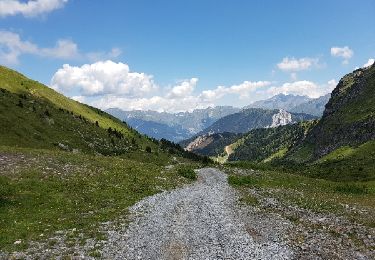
[1,1,374,259]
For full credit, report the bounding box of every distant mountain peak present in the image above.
[269,109,293,128]
[246,94,312,111]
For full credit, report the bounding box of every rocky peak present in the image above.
[270,109,293,128]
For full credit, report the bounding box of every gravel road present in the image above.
[102,168,293,259]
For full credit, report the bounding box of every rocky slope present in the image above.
[181,132,242,156]
[288,63,375,162]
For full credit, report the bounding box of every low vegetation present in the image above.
[177,166,197,180]
[0,146,200,252]
[226,167,375,228]
[227,120,317,162]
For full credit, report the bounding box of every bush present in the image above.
[334,183,369,194]
[0,176,13,200]
[228,175,258,186]
[145,146,152,153]
[177,167,197,180]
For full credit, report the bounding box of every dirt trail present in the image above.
[102,168,292,259]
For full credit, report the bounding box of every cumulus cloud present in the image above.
[277,57,319,72]
[51,60,157,97]
[200,81,271,101]
[51,60,335,112]
[267,79,337,98]
[0,30,120,65]
[51,60,274,112]
[0,0,68,18]
[331,46,353,64]
[363,58,374,68]
[166,78,198,98]
[39,39,78,59]
[90,95,213,113]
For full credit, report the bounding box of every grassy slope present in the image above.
[0,66,158,153]
[0,146,198,252]
[0,66,206,254]
[226,166,375,228]
[227,121,317,162]
[0,66,132,135]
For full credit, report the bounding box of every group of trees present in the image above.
[107,127,124,139]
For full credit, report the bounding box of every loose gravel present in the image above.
[101,168,293,259]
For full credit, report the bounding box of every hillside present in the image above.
[198,108,317,135]
[219,65,375,181]
[180,132,242,156]
[288,64,375,162]
[0,66,207,254]
[0,66,159,155]
[227,121,317,162]
[106,106,240,142]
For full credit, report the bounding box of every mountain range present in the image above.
[196,108,316,136]
[107,93,328,142]
[245,93,311,111]
[106,106,241,142]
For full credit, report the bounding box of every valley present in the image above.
[1,2,374,259]
[1,64,374,259]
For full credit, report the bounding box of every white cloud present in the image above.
[0,0,68,18]
[331,46,353,64]
[277,57,318,72]
[51,60,157,97]
[0,30,120,65]
[363,58,374,68]
[90,95,213,113]
[267,79,336,98]
[200,81,271,100]
[39,39,78,59]
[166,78,198,98]
[51,60,274,112]
[51,60,336,112]
[86,48,122,62]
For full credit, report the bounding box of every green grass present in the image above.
[0,146,197,252]
[0,66,134,137]
[231,139,375,182]
[0,88,159,157]
[263,147,288,162]
[306,140,375,181]
[227,168,375,227]
[228,121,317,162]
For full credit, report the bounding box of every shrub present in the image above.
[0,176,13,200]
[228,175,258,186]
[17,100,23,108]
[177,167,197,180]
[334,183,369,195]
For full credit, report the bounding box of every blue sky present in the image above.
[1,0,374,112]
